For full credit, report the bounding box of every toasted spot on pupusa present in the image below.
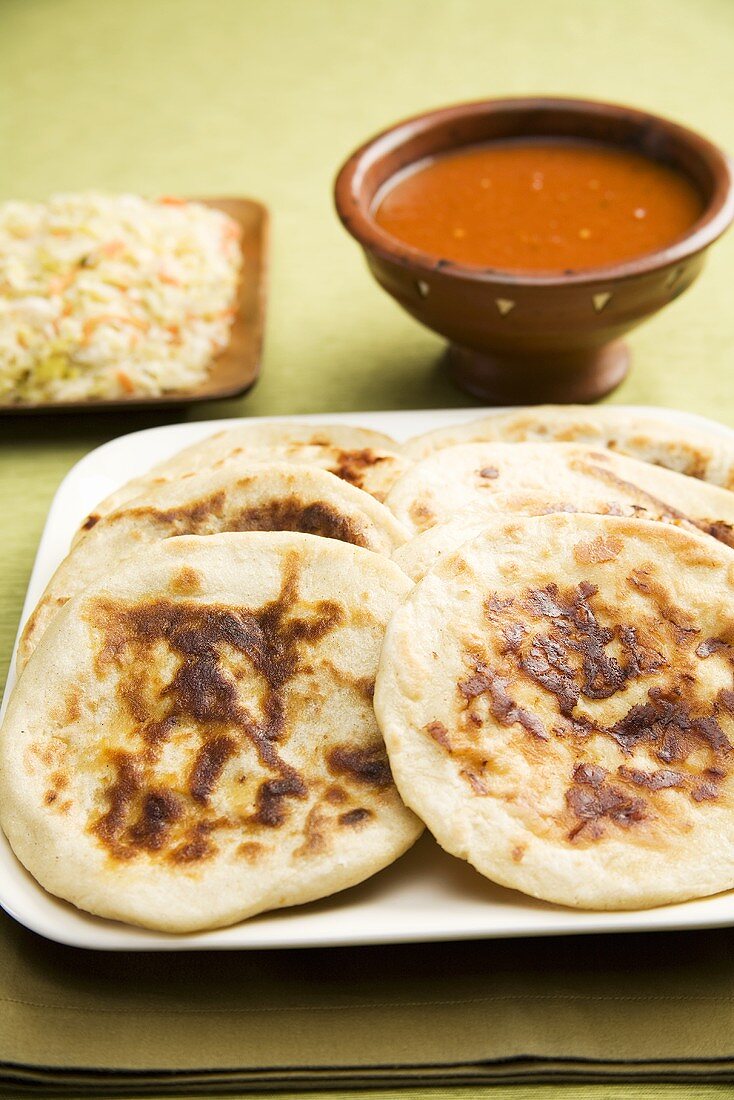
[375,513,734,910]
[19,462,409,671]
[76,422,410,540]
[1,533,421,932]
[402,405,734,489]
[384,442,734,544]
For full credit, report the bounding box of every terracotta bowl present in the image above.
[334,97,734,404]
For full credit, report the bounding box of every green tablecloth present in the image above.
[2,0,734,1096]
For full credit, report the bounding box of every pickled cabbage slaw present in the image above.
[0,193,242,403]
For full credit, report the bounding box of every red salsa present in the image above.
[373,139,703,272]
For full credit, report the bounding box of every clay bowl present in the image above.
[334,97,734,404]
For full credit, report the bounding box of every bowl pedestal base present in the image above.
[447,339,631,405]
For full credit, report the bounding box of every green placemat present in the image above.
[2,0,734,1096]
[0,925,733,1093]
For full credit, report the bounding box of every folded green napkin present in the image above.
[0,910,732,1094]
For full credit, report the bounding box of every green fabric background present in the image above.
[2,0,734,1096]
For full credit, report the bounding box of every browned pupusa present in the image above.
[76,422,411,538]
[0,533,421,932]
[384,443,734,548]
[18,461,408,670]
[375,512,734,910]
[402,405,734,489]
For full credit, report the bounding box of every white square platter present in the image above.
[2,405,734,951]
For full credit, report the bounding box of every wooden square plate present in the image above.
[0,197,268,414]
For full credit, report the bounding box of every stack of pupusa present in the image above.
[0,424,422,932]
[376,406,734,911]
[4,405,734,933]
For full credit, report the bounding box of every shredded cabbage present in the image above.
[0,193,242,403]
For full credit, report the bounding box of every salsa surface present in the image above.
[373,139,703,272]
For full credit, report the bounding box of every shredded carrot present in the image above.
[157,195,187,206]
[158,270,181,286]
[48,270,76,295]
[101,240,125,257]
[82,314,149,341]
[116,370,136,394]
